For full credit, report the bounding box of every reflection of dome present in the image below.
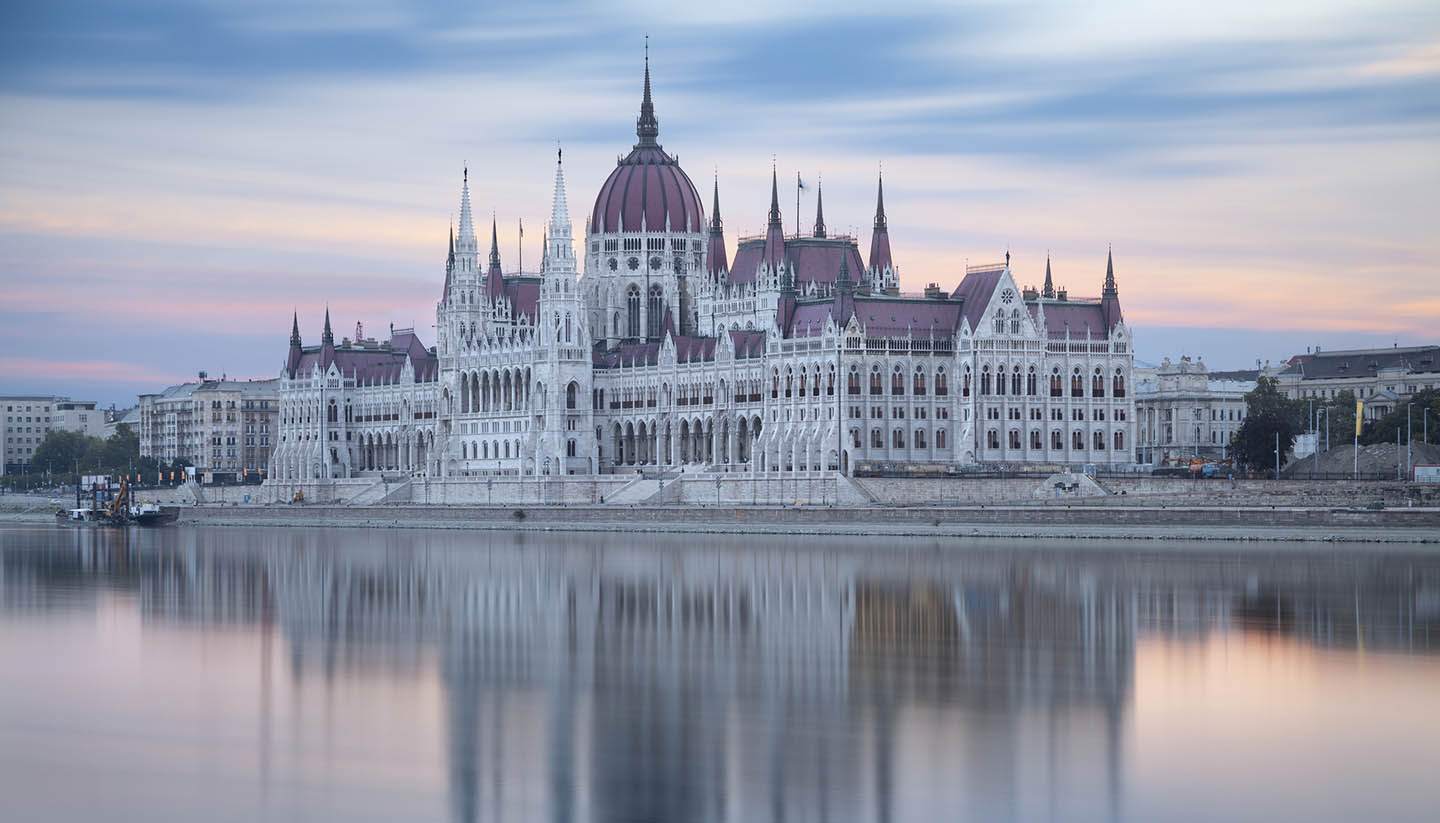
[589,56,704,235]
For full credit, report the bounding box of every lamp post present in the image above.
[1405,402,1415,480]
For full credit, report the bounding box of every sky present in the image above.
[1,0,1437,408]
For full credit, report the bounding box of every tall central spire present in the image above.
[544,147,574,273]
[488,215,501,273]
[873,172,887,231]
[636,39,659,147]
[1043,254,1055,299]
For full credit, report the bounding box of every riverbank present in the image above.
[7,502,1436,544]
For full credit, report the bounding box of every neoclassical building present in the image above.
[270,59,1135,482]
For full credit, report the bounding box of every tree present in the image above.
[1231,377,1304,473]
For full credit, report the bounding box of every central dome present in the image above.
[590,56,704,235]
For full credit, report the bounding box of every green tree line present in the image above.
[1230,380,1440,473]
[4,424,190,490]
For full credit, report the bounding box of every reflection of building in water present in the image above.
[5,532,1440,822]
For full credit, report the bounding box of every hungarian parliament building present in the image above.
[269,61,1135,482]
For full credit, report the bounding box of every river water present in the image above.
[1,524,1437,822]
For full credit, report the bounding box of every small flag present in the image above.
[1355,401,1364,436]
[519,218,524,238]
[796,171,807,192]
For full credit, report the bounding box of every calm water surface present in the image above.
[1,524,1437,822]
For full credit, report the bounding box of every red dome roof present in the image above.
[591,145,704,234]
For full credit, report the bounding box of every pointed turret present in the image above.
[813,178,826,238]
[486,215,504,300]
[706,175,728,277]
[286,311,303,377]
[1100,246,1123,331]
[763,165,786,268]
[836,244,853,293]
[442,222,455,297]
[455,166,478,274]
[636,43,659,147]
[319,308,336,369]
[1042,255,1055,299]
[542,147,574,274]
[867,172,894,291]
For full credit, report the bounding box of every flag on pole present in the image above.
[796,171,807,192]
[1355,401,1364,436]
[518,218,523,238]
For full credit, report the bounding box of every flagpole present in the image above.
[795,171,800,236]
[518,218,523,273]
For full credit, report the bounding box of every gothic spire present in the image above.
[710,173,722,233]
[837,245,853,291]
[1104,245,1117,296]
[1043,254,1055,299]
[488,215,501,273]
[321,307,334,347]
[448,222,455,265]
[289,311,301,348]
[636,39,659,147]
[873,171,887,231]
[458,165,475,248]
[768,164,782,228]
[813,177,826,238]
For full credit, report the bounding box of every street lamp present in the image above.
[1407,402,1415,480]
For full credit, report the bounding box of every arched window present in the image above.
[1114,430,1125,451]
[892,428,906,449]
[1113,370,1127,398]
[1030,430,1042,449]
[1071,368,1084,398]
[980,366,992,395]
[1051,429,1062,450]
[848,367,860,395]
[1011,369,1022,395]
[827,367,835,396]
[785,369,793,398]
[566,381,578,410]
[1073,430,1085,450]
[891,366,905,395]
[913,367,926,396]
[871,428,883,448]
[996,365,1007,395]
[987,429,999,448]
[936,367,948,396]
[1026,366,1037,396]
[564,312,572,343]
[915,428,927,448]
[1050,368,1063,398]
[1092,367,1106,398]
[1093,430,1106,451]
[1010,309,1021,335]
[626,286,641,338]
[647,285,664,338]
[772,369,779,398]
[1009,429,1021,449]
[994,310,1004,334]
[869,367,882,396]
[937,428,948,449]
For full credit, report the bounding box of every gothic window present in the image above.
[1052,429,1062,449]
[649,256,661,270]
[772,369,780,399]
[913,367,926,396]
[936,367,948,396]
[1009,429,1021,449]
[1073,430,1085,450]
[785,370,793,398]
[1092,367,1106,398]
[827,367,836,396]
[647,285,664,338]
[915,428,927,449]
[567,439,577,457]
[987,429,999,449]
[994,310,1004,334]
[565,313,572,343]
[892,428,905,449]
[937,428,948,449]
[1010,309,1021,335]
[627,257,640,271]
[980,366,992,396]
[1114,430,1125,451]
[1071,368,1084,398]
[1030,430,1042,449]
[609,258,618,271]
[869,366,882,396]
[891,366,905,396]
[1027,366,1037,396]
[1094,430,1106,451]
[626,286,641,338]
[1113,370,1126,398]
[848,367,860,395]
[566,382,578,410]
[871,428,883,448]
